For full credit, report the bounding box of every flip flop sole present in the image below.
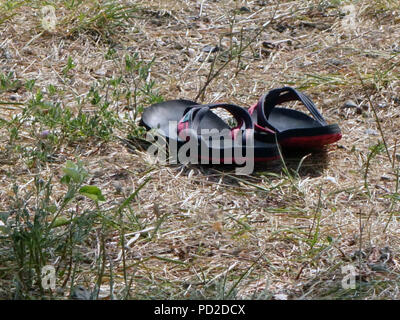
[251,107,342,149]
[279,133,342,148]
[277,123,342,148]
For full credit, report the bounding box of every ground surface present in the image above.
[0,0,400,299]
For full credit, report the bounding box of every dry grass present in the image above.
[1,0,400,299]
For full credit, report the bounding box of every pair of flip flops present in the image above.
[140,87,342,164]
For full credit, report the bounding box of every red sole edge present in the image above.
[280,133,342,148]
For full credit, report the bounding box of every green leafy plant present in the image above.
[60,0,140,39]
[0,160,102,298]
[0,72,22,93]
[62,57,76,77]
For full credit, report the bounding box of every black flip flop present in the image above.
[248,87,342,148]
[140,100,279,164]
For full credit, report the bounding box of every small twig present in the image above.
[0,101,25,106]
[358,209,363,295]
[357,70,392,166]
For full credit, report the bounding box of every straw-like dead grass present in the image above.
[1,0,400,299]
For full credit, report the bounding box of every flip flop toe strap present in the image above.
[177,103,254,143]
